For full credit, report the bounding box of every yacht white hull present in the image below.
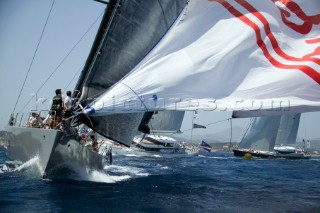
[273,145,311,159]
[5,126,108,178]
[233,148,311,159]
[117,146,186,155]
[102,143,190,157]
[273,152,311,159]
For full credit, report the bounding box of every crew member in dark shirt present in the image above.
[49,89,63,129]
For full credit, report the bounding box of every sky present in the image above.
[0,0,105,128]
[0,0,319,141]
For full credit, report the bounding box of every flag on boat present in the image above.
[86,0,320,117]
[193,123,206,129]
[200,140,212,152]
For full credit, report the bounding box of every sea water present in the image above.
[0,146,319,213]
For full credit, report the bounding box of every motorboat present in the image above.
[132,135,186,154]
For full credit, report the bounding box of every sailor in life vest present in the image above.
[49,89,63,129]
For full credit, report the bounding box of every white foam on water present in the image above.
[122,153,142,157]
[5,155,44,177]
[105,164,150,177]
[0,164,7,173]
[161,166,169,170]
[0,160,24,173]
[310,157,320,162]
[59,162,150,183]
[0,155,150,183]
[75,167,131,183]
[14,156,40,171]
[198,155,229,160]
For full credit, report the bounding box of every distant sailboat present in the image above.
[233,114,311,159]
[132,134,186,154]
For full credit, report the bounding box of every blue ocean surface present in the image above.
[0,146,319,213]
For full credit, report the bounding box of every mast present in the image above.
[73,0,116,102]
[228,118,232,151]
[190,111,198,144]
[191,116,194,144]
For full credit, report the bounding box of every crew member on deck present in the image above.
[90,130,99,151]
[49,89,63,129]
[63,90,73,118]
[27,112,37,128]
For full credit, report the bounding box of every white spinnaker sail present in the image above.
[86,0,320,116]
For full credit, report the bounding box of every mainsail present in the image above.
[239,116,281,151]
[239,113,301,151]
[74,0,188,102]
[83,0,320,117]
[275,113,301,145]
[74,0,188,146]
[149,111,185,133]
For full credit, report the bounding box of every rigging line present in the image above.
[203,119,231,127]
[118,82,150,112]
[63,63,85,92]
[118,82,158,134]
[18,10,104,114]
[175,118,230,134]
[239,118,254,143]
[12,0,56,115]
